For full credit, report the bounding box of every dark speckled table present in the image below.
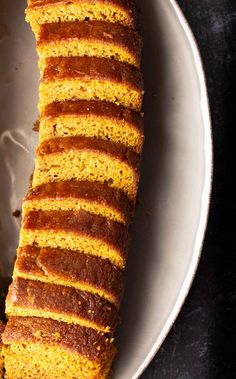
[141,1,235,378]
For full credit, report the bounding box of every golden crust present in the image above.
[42,56,143,91]
[39,100,144,153]
[28,0,135,12]
[6,278,120,333]
[42,100,143,131]
[38,20,142,68]
[39,56,143,111]
[27,0,137,28]
[3,316,116,359]
[25,180,134,225]
[22,208,129,253]
[33,136,140,200]
[20,210,130,268]
[15,246,124,307]
[37,135,140,171]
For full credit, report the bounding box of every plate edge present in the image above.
[133,1,213,378]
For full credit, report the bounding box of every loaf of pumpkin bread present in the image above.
[3,0,144,377]
[26,0,137,36]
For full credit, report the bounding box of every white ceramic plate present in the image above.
[0,0,212,378]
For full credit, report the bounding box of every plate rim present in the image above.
[133,1,213,378]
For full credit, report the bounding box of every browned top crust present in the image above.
[7,278,119,332]
[22,210,130,260]
[0,321,5,346]
[38,20,142,62]
[28,0,136,15]
[25,180,134,225]
[3,316,116,359]
[16,246,124,306]
[41,56,143,92]
[42,100,144,132]
[37,136,140,173]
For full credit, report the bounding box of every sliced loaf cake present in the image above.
[32,137,140,200]
[23,180,134,225]
[37,20,142,69]
[39,100,144,154]
[14,246,124,307]
[39,57,144,112]
[6,278,119,333]
[19,210,129,269]
[3,317,116,379]
[26,0,137,35]
[3,0,144,377]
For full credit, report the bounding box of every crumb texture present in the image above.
[24,180,134,225]
[3,0,143,377]
[14,246,124,307]
[37,20,142,68]
[33,136,140,201]
[39,100,144,154]
[3,317,116,379]
[39,57,143,112]
[26,0,137,36]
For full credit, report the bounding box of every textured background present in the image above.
[141,1,234,378]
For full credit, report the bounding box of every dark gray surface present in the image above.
[141,1,235,378]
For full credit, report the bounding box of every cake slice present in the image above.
[14,246,124,307]
[6,278,119,333]
[39,100,144,154]
[26,0,137,36]
[33,136,140,201]
[0,321,4,378]
[37,21,142,70]
[3,316,116,379]
[23,180,134,225]
[19,210,129,269]
[39,57,144,112]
